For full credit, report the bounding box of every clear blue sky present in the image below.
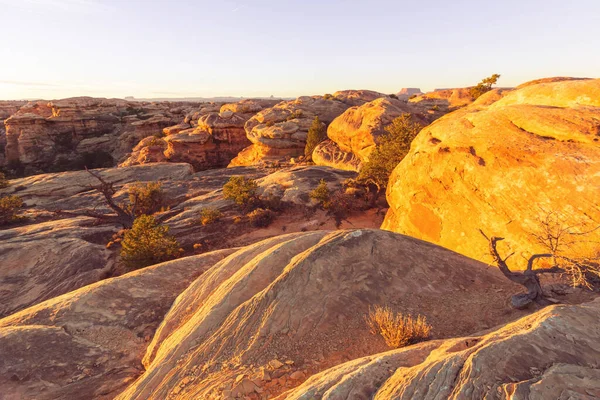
[1,0,599,99]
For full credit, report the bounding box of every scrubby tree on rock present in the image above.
[481,210,599,309]
[305,116,327,161]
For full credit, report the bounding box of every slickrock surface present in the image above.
[382,78,600,263]
[122,99,279,170]
[279,298,600,399]
[116,229,525,399]
[1,97,200,173]
[0,249,236,400]
[0,217,117,318]
[229,90,384,166]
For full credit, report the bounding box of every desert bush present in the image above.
[310,179,331,206]
[366,305,431,348]
[409,94,418,100]
[0,195,24,226]
[128,181,165,216]
[470,73,501,99]
[323,93,334,100]
[389,94,398,99]
[325,191,357,228]
[357,113,422,199]
[223,176,259,210]
[200,207,223,225]
[247,208,276,227]
[260,193,284,212]
[120,214,182,270]
[0,172,8,189]
[305,116,328,160]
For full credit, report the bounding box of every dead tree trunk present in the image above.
[480,231,562,309]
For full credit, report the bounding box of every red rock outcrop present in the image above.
[122,99,279,170]
[229,90,385,166]
[382,78,600,264]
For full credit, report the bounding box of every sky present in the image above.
[1,0,599,100]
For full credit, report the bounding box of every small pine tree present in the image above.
[470,74,501,99]
[0,172,9,189]
[223,176,259,210]
[120,214,182,270]
[309,179,331,207]
[305,116,327,160]
[358,113,422,198]
[0,195,23,225]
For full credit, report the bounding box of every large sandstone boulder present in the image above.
[122,99,279,170]
[313,98,442,171]
[2,97,198,173]
[279,298,600,399]
[382,78,600,264]
[117,229,525,399]
[229,90,385,166]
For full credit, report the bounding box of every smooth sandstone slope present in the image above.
[279,298,600,399]
[0,250,236,400]
[382,78,600,263]
[117,229,525,399]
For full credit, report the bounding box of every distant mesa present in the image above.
[395,87,423,99]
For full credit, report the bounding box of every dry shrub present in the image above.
[366,305,431,348]
[200,207,222,225]
[0,172,9,189]
[247,208,275,227]
[128,181,165,216]
[223,176,259,211]
[0,195,23,226]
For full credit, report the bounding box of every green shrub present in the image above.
[470,73,501,99]
[310,179,331,206]
[0,172,8,189]
[200,207,223,225]
[304,116,327,160]
[120,214,182,270]
[0,195,24,226]
[357,113,422,197]
[128,181,165,216]
[223,176,259,210]
[247,208,276,227]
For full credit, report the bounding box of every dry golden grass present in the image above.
[366,305,432,348]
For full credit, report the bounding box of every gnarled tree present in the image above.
[481,211,599,309]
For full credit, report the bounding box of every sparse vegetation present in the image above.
[0,172,9,189]
[481,209,600,309]
[389,94,399,99]
[366,305,432,348]
[0,195,24,226]
[120,214,182,271]
[200,207,223,225]
[286,110,303,121]
[247,208,276,227]
[357,113,422,201]
[470,73,501,99]
[304,116,327,160]
[323,93,334,100]
[309,179,331,205]
[128,181,165,216]
[223,176,259,211]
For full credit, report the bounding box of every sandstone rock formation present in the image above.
[229,90,385,166]
[1,97,200,173]
[280,298,600,399]
[122,99,279,170]
[395,87,423,99]
[313,98,442,171]
[410,87,475,109]
[0,249,236,400]
[114,229,525,399]
[382,78,600,264]
[0,101,28,165]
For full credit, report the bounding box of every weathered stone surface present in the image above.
[382,78,600,264]
[230,90,385,166]
[411,87,475,108]
[0,249,235,400]
[117,229,524,399]
[279,298,600,399]
[0,217,117,318]
[311,139,363,172]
